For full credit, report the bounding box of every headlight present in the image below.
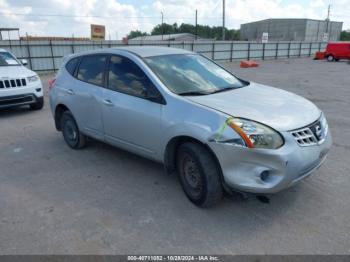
[318,113,328,141]
[27,75,39,83]
[216,117,284,149]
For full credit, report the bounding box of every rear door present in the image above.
[101,54,164,159]
[67,54,107,140]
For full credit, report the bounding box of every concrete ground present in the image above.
[0,58,349,255]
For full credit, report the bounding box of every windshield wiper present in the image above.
[209,86,236,94]
[177,91,210,96]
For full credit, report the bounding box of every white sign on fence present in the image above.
[262,32,269,43]
[322,33,329,42]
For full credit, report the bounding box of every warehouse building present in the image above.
[240,18,343,42]
[129,33,210,42]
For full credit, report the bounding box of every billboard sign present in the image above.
[91,24,105,40]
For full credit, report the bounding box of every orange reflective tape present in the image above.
[226,118,254,148]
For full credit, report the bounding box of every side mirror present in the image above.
[21,59,28,66]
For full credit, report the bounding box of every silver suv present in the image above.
[49,47,332,207]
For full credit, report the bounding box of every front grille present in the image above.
[290,118,327,147]
[0,78,27,89]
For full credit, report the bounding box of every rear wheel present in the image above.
[327,55,335,62]
[60,111,86,149]
[30,97,44,110]
[176,142,223,207]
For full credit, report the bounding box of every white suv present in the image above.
[0,49,43,110]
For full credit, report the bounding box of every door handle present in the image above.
[65,89,75,95]
[102,99,114,106]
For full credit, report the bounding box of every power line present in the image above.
[0,11,222,21]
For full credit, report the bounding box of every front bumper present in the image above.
[209,129,332,194]
[0,93,43,109]
[0,81,43,109]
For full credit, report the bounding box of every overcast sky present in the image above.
[0,0,349,39]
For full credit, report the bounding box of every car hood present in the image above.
[0,66,35,78]
[186,82,321,131]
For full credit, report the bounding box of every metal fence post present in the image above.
[49,40,56,71]
[319,42,321,51]
[71,41,75,54]
[8,38,12,52]
[262,43,265,60]
[275,42,279,59]
[247,42,250,60]
[299,42,302,57]
[230,42,234,62]
[287,42,291,58]
[191,42,194,51]
[26,40,32,70]
[212,42,215,60]
[309,42,312,57]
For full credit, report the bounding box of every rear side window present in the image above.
[65,57,79,76]
[77,55,107,86]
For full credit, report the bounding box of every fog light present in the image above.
[260,171,270,182]
[36,88,41,92]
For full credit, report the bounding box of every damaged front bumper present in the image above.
[208,130,332,194]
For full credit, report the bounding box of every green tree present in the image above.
[340,30,350,41]
[151,23,178,35]
[129,22,240,40]
[127,30,148,39]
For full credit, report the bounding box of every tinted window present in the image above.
[108,55,154,98]
[65,57,79,76]
[77,55,107,86]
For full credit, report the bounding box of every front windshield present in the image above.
[144,54,247,95]
[0,52,20,66]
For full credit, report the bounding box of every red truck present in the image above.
[325,42,350,62]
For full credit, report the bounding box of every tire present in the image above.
[30,97,44,110]
[60,111,86,149]
[327,55,335,62]
[176,142,223,207]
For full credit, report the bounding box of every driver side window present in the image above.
[108,55,154,98]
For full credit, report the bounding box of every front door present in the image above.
[101,55,163,159]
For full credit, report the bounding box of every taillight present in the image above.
[48,78,56,91]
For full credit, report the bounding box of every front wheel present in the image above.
[60,111,87,149]
[327,55,335,62]
[176,142,223,207]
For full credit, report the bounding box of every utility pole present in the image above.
[161,12,164,40]
[326,4,330,33]
[195,9,198,40]
[222,0,225,40]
